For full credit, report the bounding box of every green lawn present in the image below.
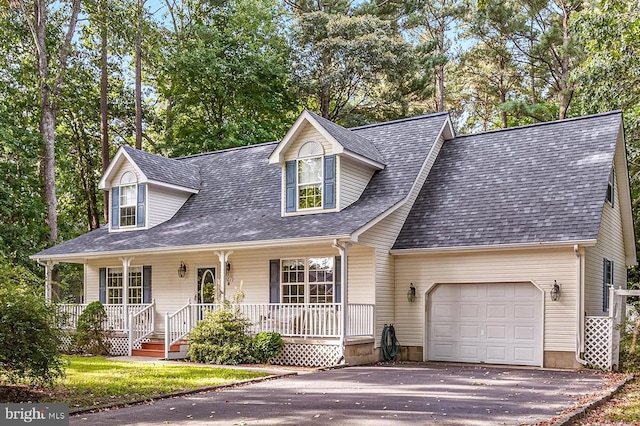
[46,356,270,410]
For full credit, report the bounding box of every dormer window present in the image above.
[285,141,336,213]
[119,172,138,227]
[298,142,324,209]
[111,171,146,230]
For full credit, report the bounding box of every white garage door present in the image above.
[428,283,542,366]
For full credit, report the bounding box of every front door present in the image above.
[197,267,217,304]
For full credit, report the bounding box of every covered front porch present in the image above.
[56,300,375,366]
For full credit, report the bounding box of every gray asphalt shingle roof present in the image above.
[393,111,622,250]
[33,113,449,258]
[123,145,201,190]
[309,112,386,165]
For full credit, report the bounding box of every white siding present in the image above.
[340,157,375,210]
[584,162,627,315]
[110,161,141,186]
[84,243,374,334]
[284,123,333,161]
[359,136,445,347]
[395,248,577,354]
[147,185,191,228]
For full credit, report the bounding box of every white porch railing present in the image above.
[55,303,150,332]
[165,302,375,358]
[128,300,156,356]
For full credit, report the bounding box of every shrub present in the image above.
[0,264,64,386]
[252,332,284,363]
[72,301,111,355]
[188,307,254,365]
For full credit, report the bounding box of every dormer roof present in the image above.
[98,145,201,193]
[268,110,386,169]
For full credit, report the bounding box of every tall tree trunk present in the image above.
[16,0,81,299]
[135,0,144,149]
[100,0,109,223]
[558,3,573,120]
[499,56,507,128]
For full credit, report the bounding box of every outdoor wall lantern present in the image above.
[178,261,187,278]
[407,283,416,302]
[226,261,231,272]
[550,280,561,301]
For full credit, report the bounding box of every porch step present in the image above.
[131,340,186,358]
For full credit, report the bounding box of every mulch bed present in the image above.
[0,385,54,403]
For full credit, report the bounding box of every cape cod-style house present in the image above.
[31,110,636,369]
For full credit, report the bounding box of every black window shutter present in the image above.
[111,187,120,229]
[143,266,152,303]
[137,183,146,227]
[335,256,341,303]
[602,259,608,312]
[99,268,106,303]
[323,155,336,209]
[285,161,296,212]
[269,259,280,303]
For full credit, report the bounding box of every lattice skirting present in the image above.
[270,343,342,367]
[585,316,613,370]
[58,332,148,356]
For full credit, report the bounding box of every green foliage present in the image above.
[188,307,255,364]
[252,332,284,363]
[72,301,111,355]
[0,263,64,386]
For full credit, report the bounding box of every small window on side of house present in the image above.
[603,258,613,312]
[606,167,615,207]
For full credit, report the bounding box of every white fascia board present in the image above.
[341,149,385,170]
[29,234,354,263]
[147,179,199,194]
[98,147,146,190]
[351,116,450,241]
[615,121,637,265]
[389,240,598,255]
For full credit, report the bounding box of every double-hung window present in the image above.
[298,156,323,209]
[606,167,615,207]
[603,258,613,312]
[106,266,144,304]
[119,183,137,227]
[281,257,334,303]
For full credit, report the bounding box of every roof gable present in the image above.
[268,110,385,169]
[98,145,201,192]
[393,111,625,251]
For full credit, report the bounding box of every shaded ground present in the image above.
[70,363,619,425]
[0,385,53,403]
[573,376,640,425]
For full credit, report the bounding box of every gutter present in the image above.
[30,234,352,263]
[390,239,597,255]
[574,244,588,366]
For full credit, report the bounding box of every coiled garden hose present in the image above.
[381,323,399,361]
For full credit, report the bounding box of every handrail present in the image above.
[165,299,195,359]
[128,300,156,356]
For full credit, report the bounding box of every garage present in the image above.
[428,282,542,366]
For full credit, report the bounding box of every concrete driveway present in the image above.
[71,363,612,425]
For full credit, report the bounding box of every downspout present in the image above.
[332,239,350,362]
[574,245,588,365]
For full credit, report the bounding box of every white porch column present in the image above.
[120,256,132,330]
[214,251,233,301]
[40,260,58,303]
[333,240,350,357]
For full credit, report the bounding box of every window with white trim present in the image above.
[606,167,615,207]
[298,156,323,209]
[281,257,334,304]
[119,172,137,227]
[106,266,144,304]
[603,258,613,312]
